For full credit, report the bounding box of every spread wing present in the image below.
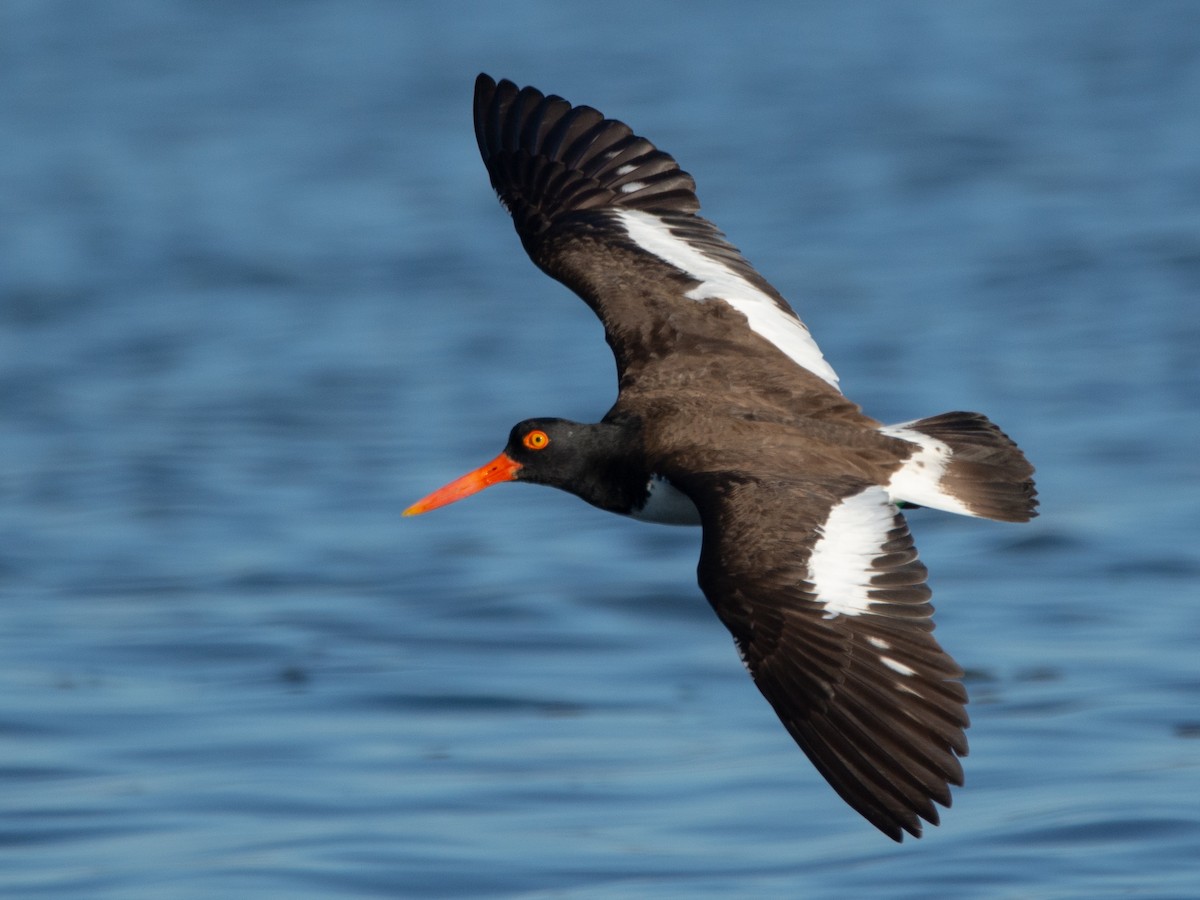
[473,74,844,402]
[682,475,970,841]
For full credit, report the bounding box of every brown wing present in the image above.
[473,74,846,404]
[683,473,970,841]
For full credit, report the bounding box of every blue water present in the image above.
[2,2,1199,897]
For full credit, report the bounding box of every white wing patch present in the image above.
[807,486,898,619]
[879,422,974,516]
[615,209,840,389]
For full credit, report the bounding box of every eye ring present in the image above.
[522,429,550,451]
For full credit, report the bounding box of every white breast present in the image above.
[630,475,702,526]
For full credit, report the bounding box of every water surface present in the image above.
[2,2,1199,897]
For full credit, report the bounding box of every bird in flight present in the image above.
[406,74,1037,841]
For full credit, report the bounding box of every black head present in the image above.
[502,418,597,483]
[404,417,646,517]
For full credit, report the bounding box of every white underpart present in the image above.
[615,209,840,389]
[631,474,702,526]
[807,486,897,619]
[879,422,974,516]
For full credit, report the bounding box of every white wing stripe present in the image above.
[808,486,897,619]
[615,209,840,388]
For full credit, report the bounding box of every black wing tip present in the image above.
[803,715,967,842]
[471,73,700,238]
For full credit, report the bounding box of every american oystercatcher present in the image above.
[405,75,1038,841]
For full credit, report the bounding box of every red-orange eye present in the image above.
[522,429,549,451]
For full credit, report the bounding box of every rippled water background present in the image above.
[3,2,1199,897]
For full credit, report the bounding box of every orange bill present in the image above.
[403,452,522,516]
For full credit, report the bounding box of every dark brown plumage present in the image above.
[406,74,1037,841]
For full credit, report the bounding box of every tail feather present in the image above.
[882,412,1037,523]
